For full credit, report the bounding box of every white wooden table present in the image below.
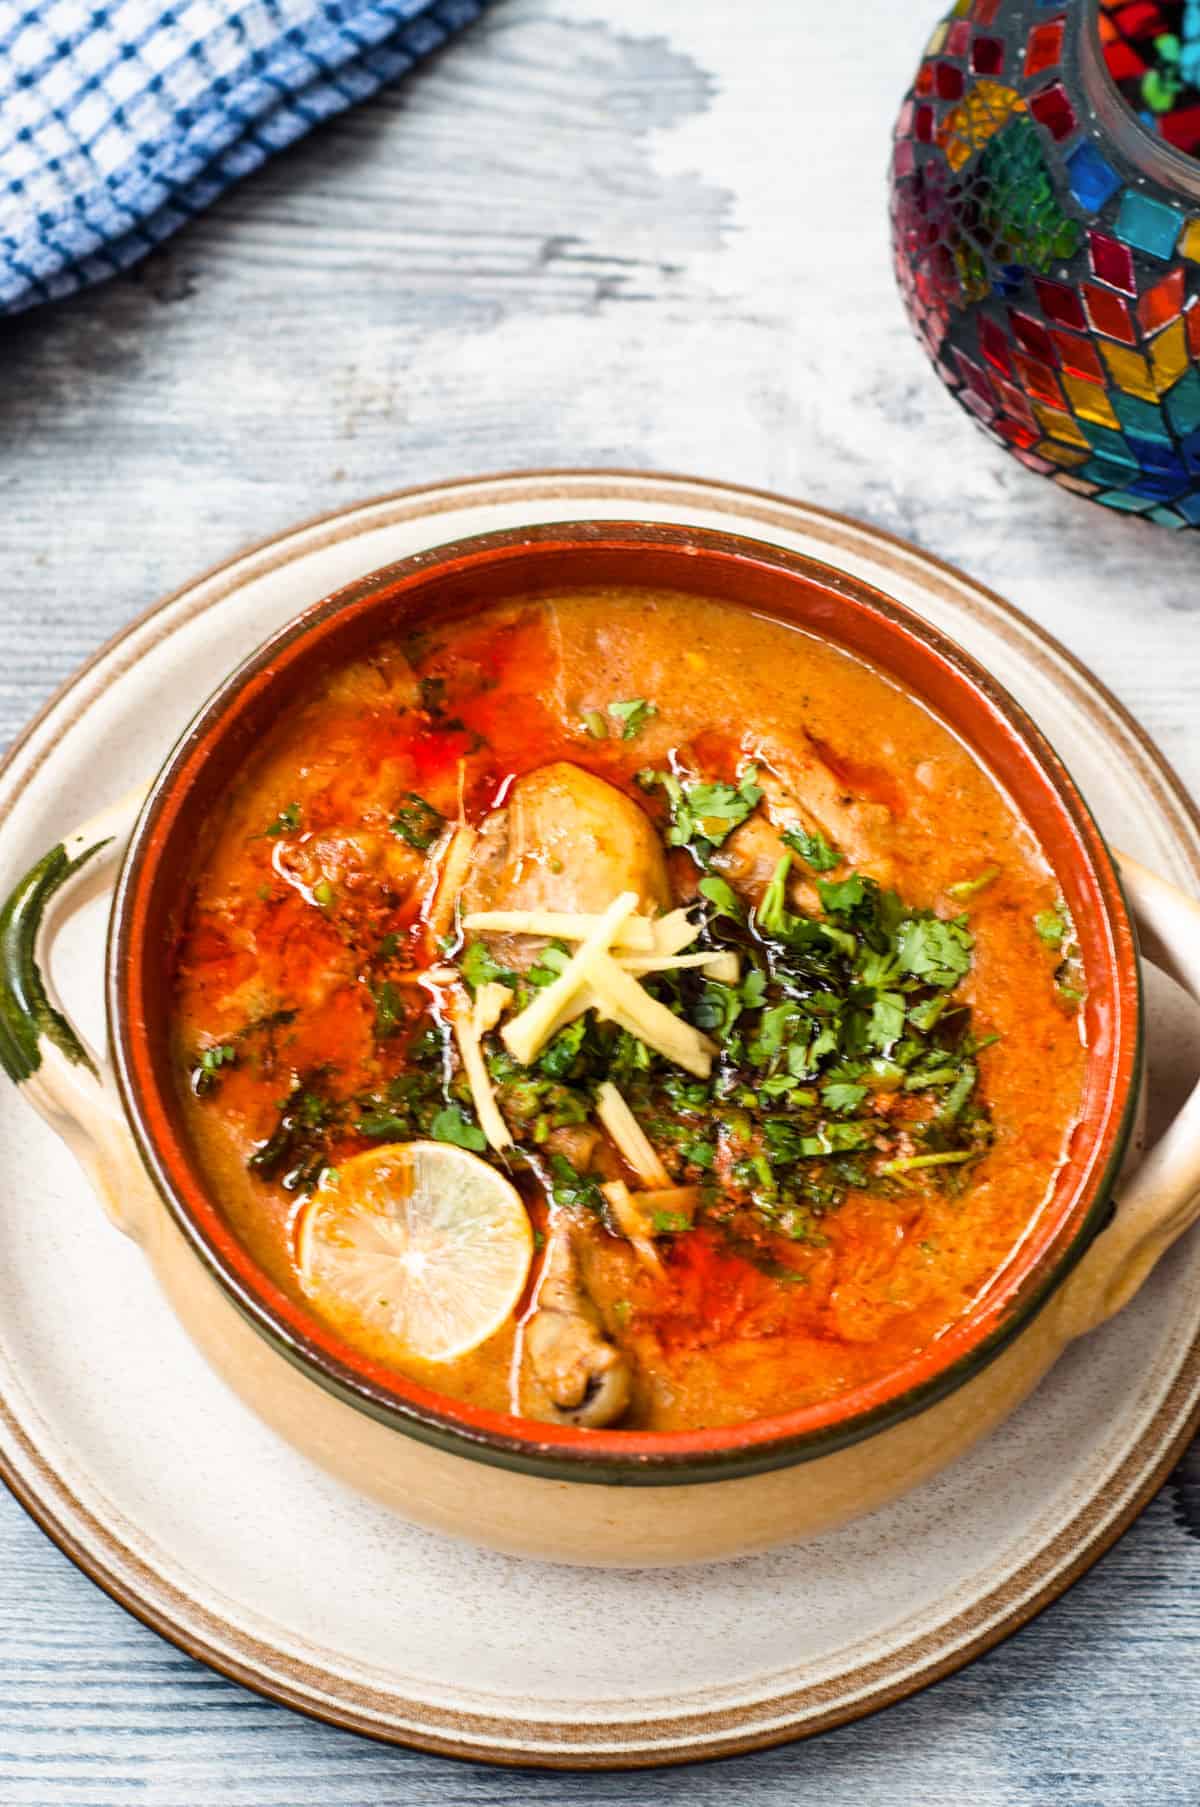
[1,1,1198,1800]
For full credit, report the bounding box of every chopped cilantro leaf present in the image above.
[538,1018,588,1079]
[878,1149,977,1176]
[390,792,444,851]
[935,1061,977,1123]
[637,765,762,863]
[1035,907,1068,947]
[757,855,796,939]
[192,1044,236,1095]
[373,981,405,1040]
[698,874,743,921]
[547,1153,604,1215]
[867,991,906,1053]
[652,1210,691,1234]
[741,966,768,1008]
[528,944,570,987]
[430,1105,487,1152]
[460,940,517,992]
[265,802,301,837]
[816,872,867,914]
[607,697,657,740]
[895,916,973,986]
[947,865,1000,901]
[249,1082,336,1191]
[822,1080,868,1115]
[782,825,841,872]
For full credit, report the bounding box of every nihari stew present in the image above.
[173,589,1089,1433]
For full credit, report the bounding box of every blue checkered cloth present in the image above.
[0,0,489,313]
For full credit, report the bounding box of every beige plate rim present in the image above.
[1,467,1198,1770]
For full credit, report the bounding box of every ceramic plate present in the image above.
[1,471,1198,1769]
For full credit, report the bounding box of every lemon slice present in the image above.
[296,1142,533,1364]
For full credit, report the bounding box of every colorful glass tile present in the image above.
[1078,423,1138,466]
[927,22,950,54]
[1007,307,1056,362]
[1099,340,1159,400]
[892,0,1200,530]
[1088,230,1137,294]
[992,375,1039,425]
[1081,282,1136,342]
[1125,466,1190,500]
[936,79,1025,170]
[1104,42,1147,82]
[1093,490,1159,513]
[1024,17,1065,78]
[971,35,1005,75]
[1147,505,1187,527]
[963,391,998,422]
[1175,489,1200,523]
[1033,440,1089,467]
[1137,267,1186,332]
[1062,373,1121,429]
[1034,276,1086,329]
[936,60,967,99]
[1081,455,1139,485]
[1014,448,1060,473]
[1114,188,1185,258]
[1028,80,1077,140]
[1051,330,1107,383]
[994,416,1040,448]
[978,315,1014,374]
[1165,368,1200,432]
[1163,105,1200,156]
[1031,401,1090,445]
[1012,350,1065,403]
[1065,141,1122,211]
[1151,316,1190,390]
[1110,390,1172,440]
[953,348,997,400]
[1127,433,1187,472]
[1100,0,1200,154]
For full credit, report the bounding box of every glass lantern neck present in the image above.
[1078,1,1200,201]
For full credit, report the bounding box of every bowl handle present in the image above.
[0,786,150,1240]
[1059,850,1200,1340]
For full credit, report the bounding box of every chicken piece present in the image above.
[279,828,426,899]
[713,750,897,905]
[524,1217,632,1428]
[463,761,671,969]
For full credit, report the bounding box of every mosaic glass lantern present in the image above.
[891,1,1200,528]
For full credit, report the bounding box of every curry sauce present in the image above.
[172,589,1088,1432]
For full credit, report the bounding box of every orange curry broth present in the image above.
[172,588,1088,1432]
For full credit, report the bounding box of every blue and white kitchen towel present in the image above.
[0,0,488,313]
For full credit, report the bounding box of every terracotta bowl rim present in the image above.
[107,521,1141,1486]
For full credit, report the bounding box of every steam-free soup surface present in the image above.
[173,588,1087,1432]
